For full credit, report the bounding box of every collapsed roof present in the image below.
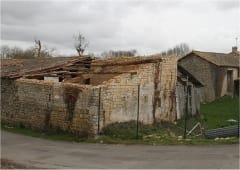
[1,55,164,79]
[1,54,204,87]
[0,56,92,79]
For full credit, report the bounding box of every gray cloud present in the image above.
[213,0,240,10]
[1,1,50,25]
[1,0,239,55]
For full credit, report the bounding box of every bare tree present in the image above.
[161,43,190,58]
[74,33,88,56]
[41,47,56,58]
[1,45,27,59]
[34,39,42,58]
[0,45,54,59]
[0,45,10,58]
[101,49,137,57]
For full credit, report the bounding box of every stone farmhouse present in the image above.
[1,55,202,136]
[178,47,240,102]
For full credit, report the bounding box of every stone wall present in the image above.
[179,54,218,102]
[1,79,52,130]
[1,78,98,136]
[97,55,177,129]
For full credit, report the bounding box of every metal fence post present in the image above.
[184,76,189,139]
[97,87,101,135]
[136,84,140,139]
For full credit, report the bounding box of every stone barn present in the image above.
[176,65,203,119]
[1,54,202,136]
[178,47,240,102]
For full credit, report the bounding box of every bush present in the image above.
[102,120,184,139]
[102,121,141,139]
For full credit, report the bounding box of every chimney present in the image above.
[232,46,238,54]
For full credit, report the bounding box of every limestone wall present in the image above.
[179,54,218,102]
[97,55,177,129]
[1,78,98,136]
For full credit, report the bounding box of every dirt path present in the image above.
[1,131,239,169]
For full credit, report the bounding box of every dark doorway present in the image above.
[84,78,90,85]
[227,70,233,93]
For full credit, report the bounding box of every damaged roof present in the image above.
[179,50,239,67]
[0,56,92,78]
[92,54,165,66]
[1,54,174,80]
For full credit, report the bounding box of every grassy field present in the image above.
[1,96,239,145]
[177,96,239,131]
[200,96,239,129]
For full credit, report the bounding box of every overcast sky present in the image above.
[1,0,240,56]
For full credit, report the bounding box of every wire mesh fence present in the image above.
[92,84,179,138]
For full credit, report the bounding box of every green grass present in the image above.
[200,96,239,129]
[1,124,88,142]
[103,121,184,139]
[176,96,239,136]
[2,123,238,145]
